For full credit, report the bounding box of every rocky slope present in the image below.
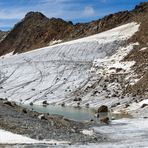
[124,2,148,96]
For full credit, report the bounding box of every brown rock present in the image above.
[100,117,110,124]
[97,105,108,113]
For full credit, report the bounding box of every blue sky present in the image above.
[0,0,147,31]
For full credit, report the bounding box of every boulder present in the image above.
[3,101,15,107]
[90,119,94,122]
[141,103,148,108]
[125,103,130,108]
[97,105,108,113]
[42,100,49,105]
[100,117,110,124]
[73,98,82,101]
[30,102,33,106]
[61,102,65,107]
[85,103,89,108]
[38,114,47,120]
[22,108,27,114]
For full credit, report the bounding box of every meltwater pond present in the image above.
[22,104,131,122]
[22,104,98,122]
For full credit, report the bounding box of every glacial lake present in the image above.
[22,103,131,122]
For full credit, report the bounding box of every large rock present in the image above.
[42,100,49,105]
[141,103,148,108]
[3,101,16,107]
[100,117,110,124]
[97,105,108,113]
[38,114,47,120]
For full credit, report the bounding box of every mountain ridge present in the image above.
[0,2,147,56]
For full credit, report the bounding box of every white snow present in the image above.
[0,129,39,144]
[0,51,14,59]
[50,118,148,148]
[92,118,148,148]
[129,99,148,111]
[48,39,62,46]
[81,129,95,136]
[140,47,147,51]
[0,22,140,108]
[0,129,69,144]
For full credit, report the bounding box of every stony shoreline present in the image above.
[0,99,106,144]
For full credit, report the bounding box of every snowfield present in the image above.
[0,129,69,145]
[0,22,140,109]
[65,118,148,148]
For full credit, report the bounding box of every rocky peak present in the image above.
[134,2,148,13]
[24,11,48,20]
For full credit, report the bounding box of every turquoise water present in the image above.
[22,104,131,122]
[22,104,109,122]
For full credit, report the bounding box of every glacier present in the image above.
[0,22,140,108]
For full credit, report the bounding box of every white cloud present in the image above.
[0,9,25,19]
[82,6,95,17]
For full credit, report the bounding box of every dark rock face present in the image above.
[97,105,108,113]
[0,2,148,56]
[0,30,8,42]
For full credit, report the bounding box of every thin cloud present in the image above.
[0,9,25,19]
[100,0,107,3]
[82,6,95,17]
